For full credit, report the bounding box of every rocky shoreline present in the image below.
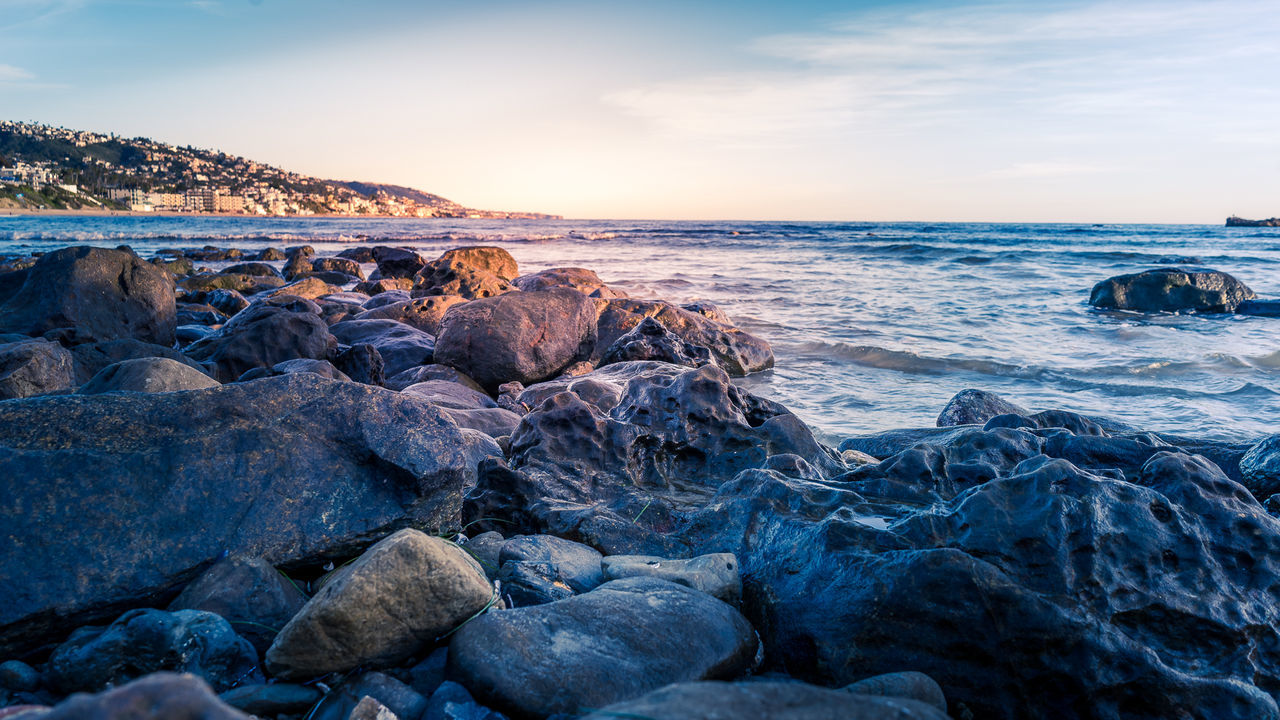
[0,244,1277,719]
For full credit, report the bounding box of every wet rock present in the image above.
[38,673,252,720]
[387,363,484,392]
[499,535,604,593]
[602,553,741,604]
[175,303,227,326]
[261,357,351,381]
[681,301,731,323]
[433,288,598,392]
[0,246,176,345]
[436,247,518,281]
[337,247,377,263]
[844,672,947,714]
[253,247,286,261]
[0,660,40,692]
[182,272,285,296]
[222,262,282,278]
[185,296,335,382]
[1238,299,1280,317]
[1241,435,1280,499]
[0,338,74,399]
[512,267,625,298]
[265,529,494,679]
[448,577,759,718]
[424,681,508,720]
[582,681,948,720]
[461,533,506,581]
[357,280,415,297]
[45,608,260,694]
[936,388,1030,427]
[440,407,523,438]
[78,357,219,394]
[403,380,496,410]
[1089,267,1256,313]
[497,561,577,606]
[312,256,365,279]
[168,556,309,655]
[152,255,195,276]
[219,683,323,716]
[373,246,427,279]
[176,324,216,344]
[67,338,206,384]
[334,343,386,386]
[330,319,436,378]
[600,316,714,369]
[0,374,494,657]
[412,258,514,300]
[355,295,467,335]
[594,299,772,376]
[205,289,250,317]
[265,276,341,301]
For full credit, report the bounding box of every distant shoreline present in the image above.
[0,208,558,220]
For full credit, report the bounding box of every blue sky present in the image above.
[2,0,1277,221]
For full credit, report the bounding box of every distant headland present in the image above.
[0,120,559,219]
[1226,216,1280,227]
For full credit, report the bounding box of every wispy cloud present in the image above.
[0,64,33,82]
[605,1,1280,147]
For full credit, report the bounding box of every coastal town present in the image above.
[0,121,556,218]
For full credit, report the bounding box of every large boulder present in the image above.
[0,374,498,657]
[329,319,436,378]
[38,673,252,720]
[436,247,518,281]
[0,338,74,399]
[434,288,598,392]
[512,267,625,298]
[45,609,260,694]
[265,529,494,679]
[185,296,336,382]
[448,577,759,718]
[0,246,176,345]
[582,681,949,720]
[412,257,514,300]
[1089,267,1256,313]
[78,357,219,394]
[353,295,466,335]
[594,299,773,376]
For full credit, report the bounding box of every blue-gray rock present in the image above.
[601,553,741,604]
[0,338,74,399]
[582,681,948,720]
[308,672,427,720]
[593,299,772,376]
[354,296,466,335]
[935,388,1029,427]
[168,556,308,656]
[219,683,323,716]
[1089,267,1256,313]
[78,357,219,394]
[600,316,714,370]
[447,577,759,718]
[1238,299,1280,317]
[403,380,495,410]
[1242,435,1280,499]
[333,343,385,386]
[39,673,251,720]
[222,262,282,279]
[498,535,603,593]
[425,681,508,720]
[373,246,427,280]
[330,319,436,378]
[0,374,496,658]
[0,660,40,692]
[185,295,335,382]
[67,338,207,384]
[311,256,364,279]
[440,407,523,439]
[45,609,261,694]
[844,672,947,714]
[386,364,484,392]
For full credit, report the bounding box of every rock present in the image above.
[175,303,227,326]
[219,683,323,716]
[185,296,335,382]
[466,363,841,554]
[0,338,74,399]
[512,267,625,298]
[330,319,436,378]
[403,380,496,410]
[265,529,495,679]
[204,289,250,316]
[461,533,505,581]
[78,357,219,394]
[264,276,341,301]
[582,681,948,720]
[38,673,252,720]
[45,608,260,694]
[168,556,309,656]
[334,343,386,386]
[222,262,282,278]
[1089,267,1256,313]
[436,247,518,281]
[188,247,244,262]
[337,247,376,263]
[600,316,714,369]
[499,535,604,593]
[176,324,216,344]
[496,561,576,607]
[373,246,427,279]
[682,301,731,323]
[152,255,195,276]
[0,374,495,657]
[0,246,176,345]
[263,357,351,381]
[433,288,598,392]
[1238,299,1280,317]
[354,296,467,335]
[424,681,507,720]
[1241,435,1280,499]
[312,256,365,279]
[844,672,947,714]
[936,388,1030,427]
[182,272,285,296]
[439,408,523,438]
[357,280,414,297]
[448,577,759,718]
[602,553,741,604]
[349,697,399,720]
[412,258,514,300]
[254,247,286,261]
[0,661,40,692]
[386,364,484,392]
[349,673,428,720]
[594,299,773,376]
[310,270,361,286]
[68,338,206,384]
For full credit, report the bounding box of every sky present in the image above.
[1,0,1277,222]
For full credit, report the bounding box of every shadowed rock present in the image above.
[39,673,252,720]
[936,388,1030,427]
[354,295,466,335]
[0,338,74,399]
[512,267,626,298]
[78,357,219,394]
[330,319,436,378]
[1089,267,1256,313]
[185,296,336,382]
[594,299,772,376]
[412,258,515,300]
[168,556,308,655]
[582,681,948,720]
[373,246,427,279]
[436,247,518,281]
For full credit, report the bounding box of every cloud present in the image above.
[0,64,32,81]
[981,162,1114,180]
[605,1,1280,146]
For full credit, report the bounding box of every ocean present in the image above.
[1,215,1276,443]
